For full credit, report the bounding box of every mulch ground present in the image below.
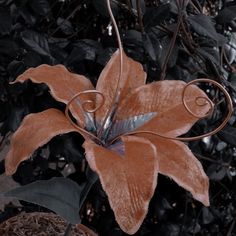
[0,212,97,236]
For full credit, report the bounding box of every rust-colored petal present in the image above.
[5,109,77,176]
[116,80,212,137]
[13,64,94,127]
[83,136,158,235]
[145,136,209,206]
[95,49,147,124]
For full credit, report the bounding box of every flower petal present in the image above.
[116,80,212,137]
[5,109,77,175]
[83,136,158,235]
[95,50,147,124]
[145,136,209,206]
[13,64,94,127]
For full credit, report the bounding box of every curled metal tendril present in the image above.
[97,0,124,138]
[181,78,233,139]
[109,79,233,144]
[65,90,105,143]
[182,79,214,119]
[64,0,233,147]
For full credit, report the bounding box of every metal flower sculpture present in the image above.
[4,50,232,234]
[3,1,233,235]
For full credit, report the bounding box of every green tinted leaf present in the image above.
[4,176,96,224]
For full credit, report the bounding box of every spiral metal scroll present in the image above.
[181,79,233,139]
[65,90,105,143]
[64,0,233,146]
[65,80,233,146]
[108,79,233,144]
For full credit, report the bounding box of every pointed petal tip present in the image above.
[191,173,209,206]
[4,109,77,177]
[83,136,158,235]
[121,224,140,235]
[192,169,210,207]
[143,138,210,209]
[194,192,210,207]
[9,81,17,85]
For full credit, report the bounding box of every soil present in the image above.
[0,212,97,236]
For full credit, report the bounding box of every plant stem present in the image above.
[160,1,183,80]
[194,152,230,167]
[136,0,144,33]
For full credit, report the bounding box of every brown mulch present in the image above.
[0,212,97,236]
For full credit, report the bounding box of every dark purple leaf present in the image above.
[29,0,50,16]
[187,220,201,234]
[131,0,146,15]
[19,7,37,26]
[143,4,170,28]
[66,39,102,66]
[92,0,119,17]
[8,106,29,132]
[218,125,236,147]
[216,5,236,24]
[49,133,84,163]
[197,47,220,66]
[122,30,143,47]
[207,164,227,181]
[202,207,215,225]
[7,60,26,81]
[0,38,19,61]
[159,224,180,236]
[57,17,74,36]
[142,33,157,61]
[187,15,218,41]
[21,30,51,57]
[0,7,12,35]
[0,0,13,5]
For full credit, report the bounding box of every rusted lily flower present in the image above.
[5,50,213,234]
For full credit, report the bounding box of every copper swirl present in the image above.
[65,90,105,143]
[65,0,233,146]
[109,79,233,144]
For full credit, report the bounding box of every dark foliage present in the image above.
[0,0,236,235]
